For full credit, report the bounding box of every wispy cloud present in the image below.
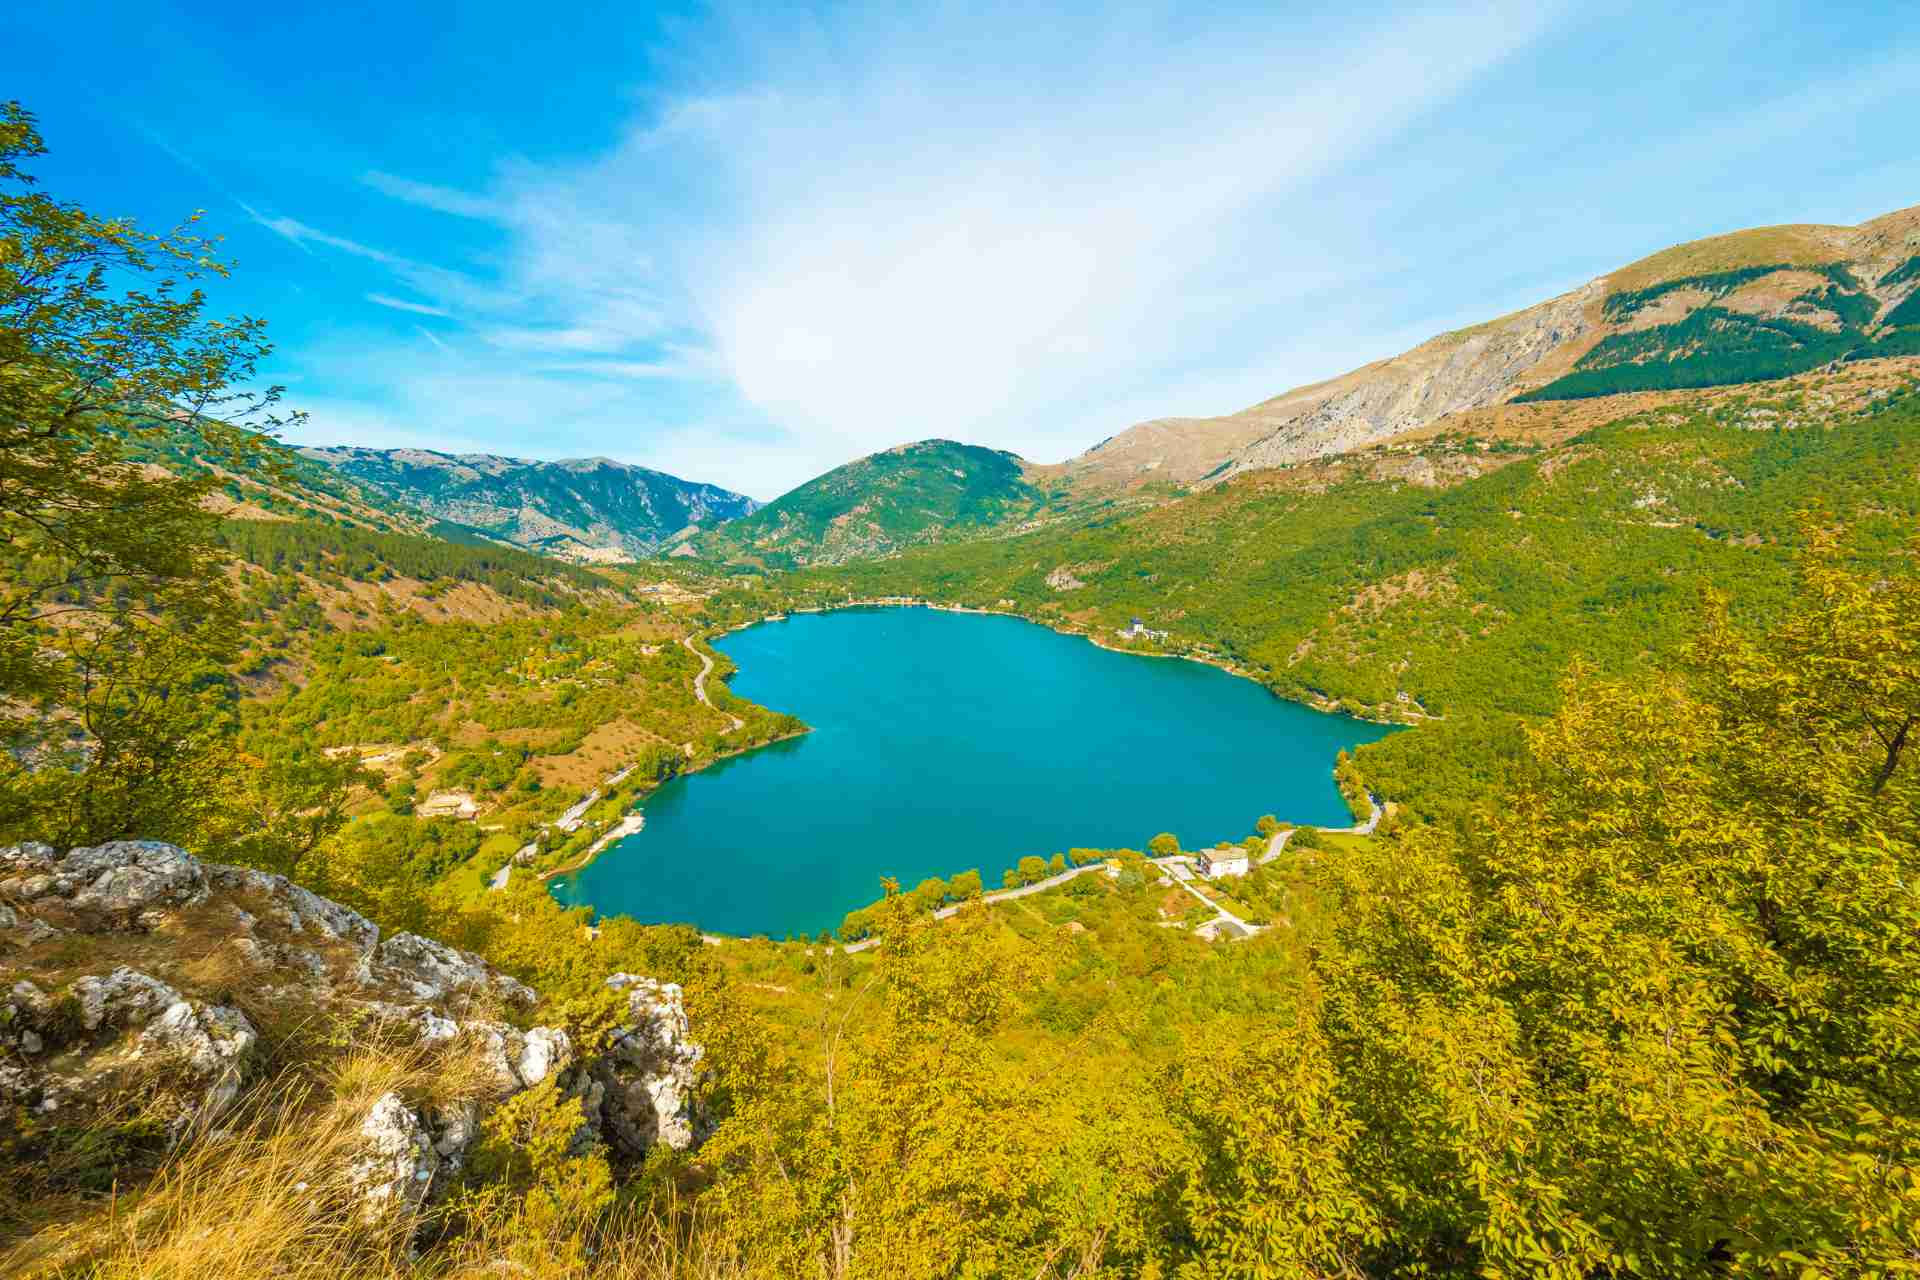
[244,203,512,311]
[265,3,1571,493]
[368,292,451,317]
[480,2,1566,469]
[361,170,505,220]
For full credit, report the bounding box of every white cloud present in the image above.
[484,2,1566,471]
[270,4,1571,493]
[367,292,451,317]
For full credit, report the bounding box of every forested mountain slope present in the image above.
[299,446,759,562]
[1060,202,1920,494]
[690,438,1054,568]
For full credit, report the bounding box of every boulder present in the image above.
[74,967,184,1031]
[137,999,256,1120]
[462,1021,574,1097]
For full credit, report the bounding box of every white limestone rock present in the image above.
[137,1000,256,1119]
[370,932,537,1008]
[74,968,185,1031]
[462,1021,574,1097]
[208,864,380,952]
[1,841,208,926]
[350,1092,441,1218]
[592,975,704,1155]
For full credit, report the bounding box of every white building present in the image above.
[1196,846,1250,879]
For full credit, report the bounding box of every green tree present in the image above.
[1255,814,1280,837]
[1148,832,1180,857]
[950,868,984,900]
[1016,855,1048,885]
[0,102,299,850]
[910,876,950,912]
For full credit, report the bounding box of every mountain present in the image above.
[689,438,1052,568]
[1059,202,1920,494]
[297,446,760,563]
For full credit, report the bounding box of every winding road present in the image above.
[840,796,1384,952]
[683,635,744,734]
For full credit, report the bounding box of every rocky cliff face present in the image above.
[0,839,702,1229]
[1216,281,1603,479]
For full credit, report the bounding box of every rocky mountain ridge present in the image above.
[0,839,703,1232]
[1059,202,1920,493]
[300,446,760,563]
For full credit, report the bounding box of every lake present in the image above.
[551,607,1396,938]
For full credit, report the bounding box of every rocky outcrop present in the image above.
[364,931,538,1009]
[2,839,210,927]
[3,965,256,1132]
[1,839,706,1228]
[587,975,705,1156]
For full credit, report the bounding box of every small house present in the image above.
[1196,846,1250,879]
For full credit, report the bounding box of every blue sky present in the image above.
[10,0,1917,498]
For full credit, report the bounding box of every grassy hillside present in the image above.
[692,439,1054,568]
[203,517,804,894]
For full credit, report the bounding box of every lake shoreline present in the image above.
[736,597,1415,727]
[539,725,814,884]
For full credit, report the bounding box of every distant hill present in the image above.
[1057,202,1920,494]
[690,439,1051,568]
[298,446,759,563]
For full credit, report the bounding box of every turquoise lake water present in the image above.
[551,607,1396,939]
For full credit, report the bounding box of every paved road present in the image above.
[683,636,745,734]
[842,862,1108,952]
[1255,795,1382,866]
[827,795,1383,953]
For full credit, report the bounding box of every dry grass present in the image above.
[3,1041,745,1280]
[1605,221,1857,294]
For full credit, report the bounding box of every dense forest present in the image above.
[692,439,1056,568]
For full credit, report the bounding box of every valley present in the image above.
[4,90,1918,1277]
